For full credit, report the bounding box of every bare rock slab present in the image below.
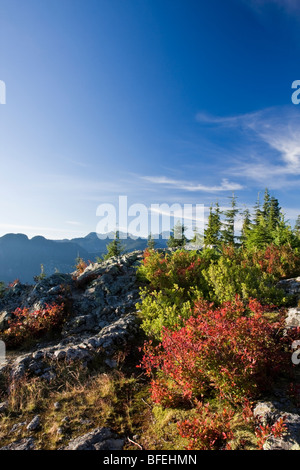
[63,427,124,450]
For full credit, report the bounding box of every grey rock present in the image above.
[277,277,300,296]
[11,363,26,380]
[254,400,300,450]
[0,402,8,414]
[0,251,143,390]
[285,307,300,329]
[40,370,56,381]
[0,311,11,331]
[26,415,41,432]
[0,438,35,450]
[105,358,117,368]
[10,422,26,433]
[263,412,300,450]
[63,427,124,450]
[253,402,279,426]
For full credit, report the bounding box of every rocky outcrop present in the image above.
[0,437,36,450]
[0,251,145,451]
[63,427,124,450]
[277,277,300,302]
[251,277,300,450]
[1,258,300,451]
[253,399,300,450]
[0,251,144,381]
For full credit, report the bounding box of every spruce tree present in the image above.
[253,192,263,226]
[204,202,222,247]
[272,211,297,247]
[167,220,187,248]
[104,230,125,260]
[220,193,239,245]
[191,226,203,245]
[262,188,271,221]
[248,214,273,249]
[268,196,281,230]
[240,207,252,246]
[244,191,273,249]
[147,232,156,249]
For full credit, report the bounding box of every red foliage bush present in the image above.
[139,248,210,293]
[246,244,300,280]
[177,401,234,450]
[2,302,65,348]
[255,416,287,450]
[140,297,288,406]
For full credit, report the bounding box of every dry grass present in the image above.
[0,356,153,450]
[0,348,262,451]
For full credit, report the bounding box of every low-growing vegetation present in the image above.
[134,190,300,450]
[0,189,300,450]
[2,303,66,349]
[135,246,300,449]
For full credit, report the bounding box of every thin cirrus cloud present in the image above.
[196,106,300,187]
[65,220,83,226]
[141,175,244,192]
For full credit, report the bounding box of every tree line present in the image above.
[168,188,300,250]
[99,188,300,256]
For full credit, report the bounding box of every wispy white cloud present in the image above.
[196,106,300,188]
[141,176,244,192]
[195,110,260,127]
[65,220,83,226]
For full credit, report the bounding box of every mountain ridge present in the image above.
[0,231,168,284]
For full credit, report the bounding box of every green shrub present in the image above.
[203,255,288,306]
[137,248,212,295]
[137,285,202,340]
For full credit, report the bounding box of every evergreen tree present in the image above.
[204,202,222,247]
[272,211,297,247]
[104,230,125,259]
[240,207,252,246]
[246,213,273,249]
[191,226,197,243]
[34,263,47,282]
[147,232,156,249]
[220,193,239,245]
[245,192,273,248]
[261,189,282,235]
[191,226,203,245]
[167,220,187,248]
[262,188,271,221]
[253,192,263,226]
[268,196,281,230]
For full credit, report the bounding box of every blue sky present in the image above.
[1,0,300,239]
